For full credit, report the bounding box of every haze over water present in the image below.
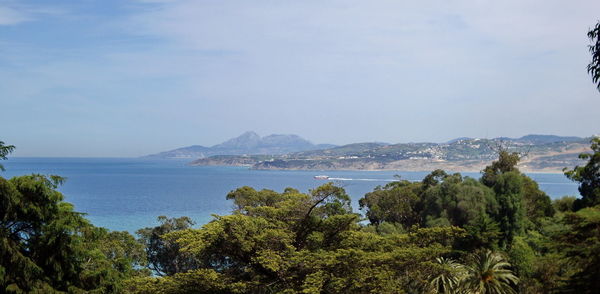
[3,157,579,232]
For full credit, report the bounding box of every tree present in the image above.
[461,250,519,294]
[0,141,15,171]
[0,174,145,293]
[78,227,149,292]
[461,214,501,251]
[479,150,553,249]
[428,251,518,294]
[136,216,198,276]
[0,174,85,292]
[420,174,498,228]
[553,196,577,213]
[521,176,554,224]
[564,137,600,210]
[555,205,600,293]
[481,150,520,188]
[588,21,600,91]
[429,257,465,294]
[359,170,500,245]
[359,180,421,228]
[124,269,237,294]
[492,171,525,248]
[128,184,466,294]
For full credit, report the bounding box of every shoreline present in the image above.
[189,163,568,174]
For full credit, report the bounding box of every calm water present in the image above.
[2,158,580,232]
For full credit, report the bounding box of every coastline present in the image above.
[190,162,569,174]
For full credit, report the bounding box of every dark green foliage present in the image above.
[565,137,600,210]
[359,169,502,252]
[461,214,501,250]
[359,149,554,268]
[479,150,554,249]
[125,269,237,294]
[422,169,448,188]
[0,174,146,293]
[554,196,577,212]
[359,180,421,227]
[420,174,498,228]
[507,236,536,289]
[429,257,464,294]
[461,250,519,294]
[360,170,499,233]
[554,206,600,293]
[588,21,600,91]
[481,150,521,187]
[492,171,525,248]
[521,176,554,223]
[428,250,519,294]
[79,228,148,292]
[0,141,15,171]
[0,174,79,292]
[125,184,466,293]
[136,216,198,276]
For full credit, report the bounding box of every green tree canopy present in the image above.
[588,21,600,91]
[0,141,15,171]
[554,205,600,293]
[137,216,197,276]
[481,150,520,187]
[126,184,466,293]
[461,250,519,294]
[428,250,518,294]
[565,137,600,210]
[479,150,553,248]
[359,179,421,228]
[0,174,146,293]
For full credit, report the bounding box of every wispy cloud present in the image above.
[0,2,68,25]
[0,5,30,25]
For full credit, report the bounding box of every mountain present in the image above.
[144,132,335,159]
[293,142,390,157]
[512,134,583,144]
[445,134,582,145]
[446,137,473,144]
[142,145,211,159]
[190,134,593,172]
[212,131,262,150]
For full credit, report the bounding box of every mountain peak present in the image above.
[144,131,335,159]
[516,134,583,144]
[213,131,261,149]
[240,131,260,138]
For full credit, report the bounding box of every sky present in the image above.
[1,0,600,157]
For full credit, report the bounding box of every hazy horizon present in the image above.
[5,131,599,158]
[2,0,600,157]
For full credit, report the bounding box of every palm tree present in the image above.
[430,257,466,294]
[460,250,519,294]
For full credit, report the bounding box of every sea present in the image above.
[1,157,580,233]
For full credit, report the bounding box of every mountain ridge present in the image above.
[144,131,336,159]
[189,134,595,172]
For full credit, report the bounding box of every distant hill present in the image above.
[144,131,336,159]
[190,134,594,172]
[146,145,212,159]
[511,134,583,144]
[445,134,583,145]
[293,142,390,157]
[446,137,473,144]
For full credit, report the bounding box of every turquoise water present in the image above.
[2,158,580,232]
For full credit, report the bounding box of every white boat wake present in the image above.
[328,177,397,182]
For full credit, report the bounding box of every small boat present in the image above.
[314,175,329,180]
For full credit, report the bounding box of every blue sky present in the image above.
[1,0,599,157]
